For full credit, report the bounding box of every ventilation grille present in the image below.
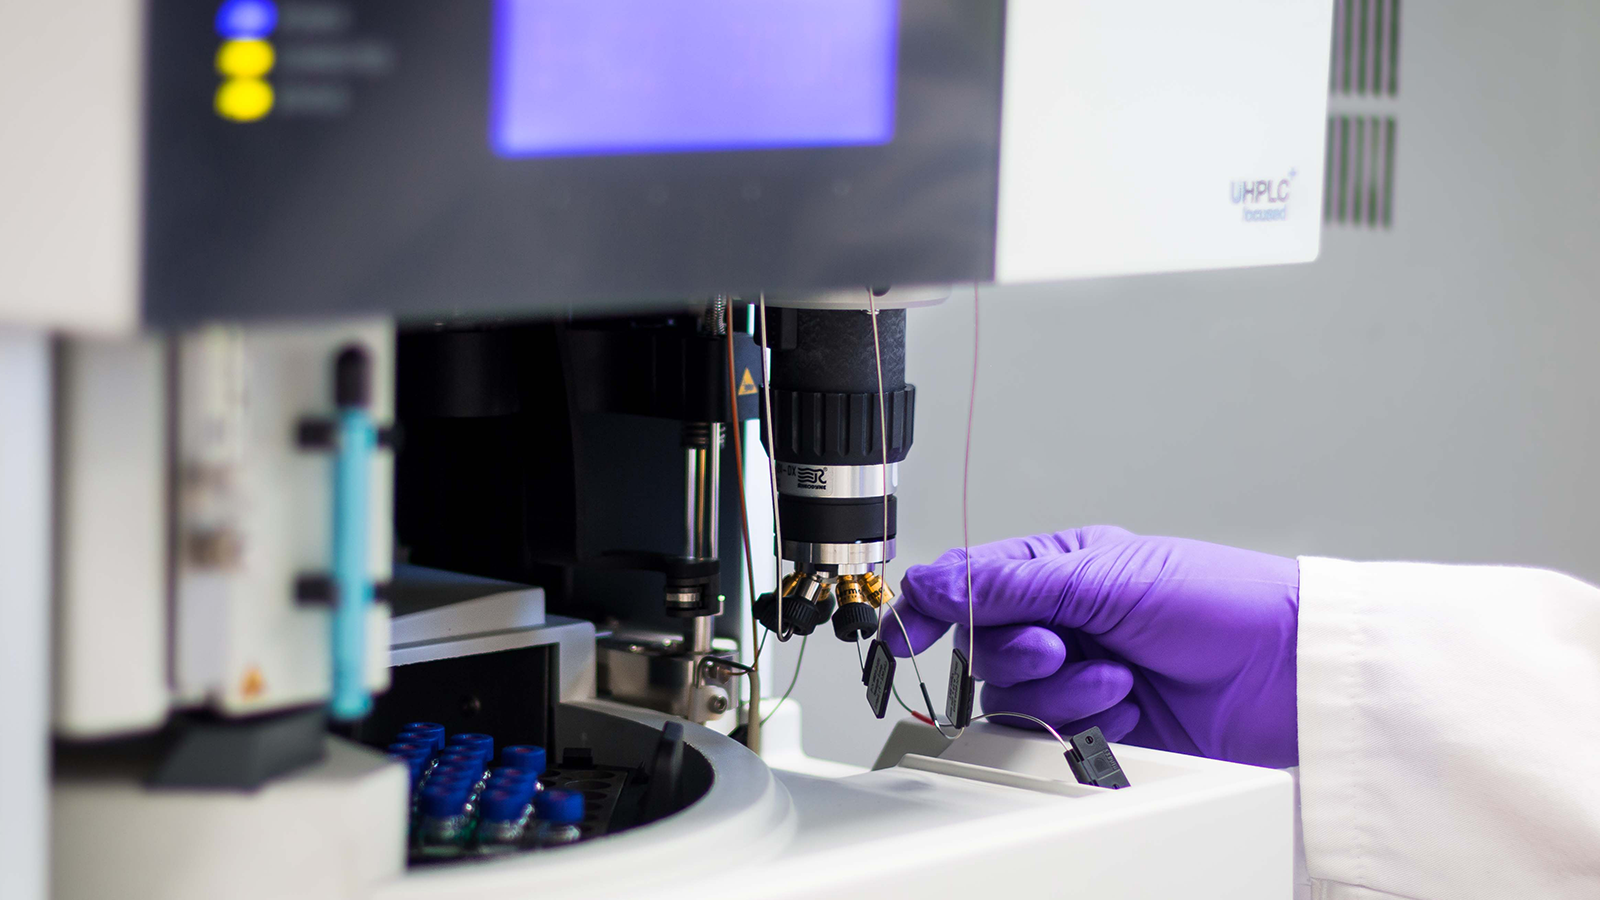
[1323,115,1395,228]
[1330,0,1399,96]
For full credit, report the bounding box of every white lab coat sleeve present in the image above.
[1296,557,1600,900]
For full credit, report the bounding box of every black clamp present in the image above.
[294,574,391,606]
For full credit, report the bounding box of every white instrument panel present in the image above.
[997,0,1335,283]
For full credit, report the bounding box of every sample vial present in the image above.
[398,723,446,754]
[501,745,547,790]
[428,764,484,813]
[532,790,585,848]
[416,782,474,854]
[446,732,494,762]
[388,742,434,775]
[488,767,538,796]
[476,788,533,852]
[437,752,490,787]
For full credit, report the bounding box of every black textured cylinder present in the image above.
[770,308,905,394]
[778,495,896,543]
[766,306,911,556]
[831,601,880,641]
[762,386,915,466]
[754,592,831,637]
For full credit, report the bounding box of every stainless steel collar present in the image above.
[775,462,898,500]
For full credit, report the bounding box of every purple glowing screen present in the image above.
[490,0,900,157]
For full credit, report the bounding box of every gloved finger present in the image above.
[877,600,950,657]
[979,659,1134,726]
[902,551,1123,629]
[951,624,1066,687]
[927,526,1139,567]
[1062,699,1142,743]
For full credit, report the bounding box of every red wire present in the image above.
[910,710,935,726]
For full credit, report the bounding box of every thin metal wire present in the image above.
[760,634,807,726]
[962,285,980,679]
[883,604,963,738]
[971,711,1073,756]
[757,293,785,641]
[866,290,894,651]
[862,288,985,741]
[883,597,930,693]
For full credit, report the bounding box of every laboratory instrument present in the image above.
[0,2,1335,898]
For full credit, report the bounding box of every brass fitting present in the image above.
[859,571,894,607]
[781,571,834,606]
[834,575,870,608]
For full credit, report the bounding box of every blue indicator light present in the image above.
[490,0,899,158]
[216,0,278,40]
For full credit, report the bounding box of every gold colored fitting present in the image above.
[860,571,894,607]
[781,572,835,606]
[834,575,870,608]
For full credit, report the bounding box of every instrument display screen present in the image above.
[144,0,1002,324]
[490,0,900,157]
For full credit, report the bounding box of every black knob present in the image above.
[831,601,880,642]
[754,591,829,637]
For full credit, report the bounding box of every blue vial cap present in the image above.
[398,732,443,755]
[488,769,537,801]
[399,723,446,753]
[480,788,527,823]
[437,751,485,770]
[215,0,278,39]
[501,745,547,774]
[429,763,479,784]
[446,733,494,759]
[387,742,431,762]
[534,789,585,825]
[419,782,469,819]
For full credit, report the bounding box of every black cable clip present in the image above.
[1064,726,1130,789]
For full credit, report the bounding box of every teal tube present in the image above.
[330,407,377,720]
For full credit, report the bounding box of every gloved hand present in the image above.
[882,526,1299,769]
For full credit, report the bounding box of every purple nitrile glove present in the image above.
[882,526,1300,769]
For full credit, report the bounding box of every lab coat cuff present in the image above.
[1295,556,1379,892]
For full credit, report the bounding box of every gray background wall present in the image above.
[770,0,1600,766]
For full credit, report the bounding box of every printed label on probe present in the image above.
[864,639,895,719]
[947,648,974,729]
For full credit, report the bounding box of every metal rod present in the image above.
[684,423,722,560]
[690,615,715,655]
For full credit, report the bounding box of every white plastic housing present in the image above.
[54,338,172,737]
[996,0,1335,283]
[52,739,407,900]
[172,320,395,716]
[0,1,143,332]
[378,706,1292,900]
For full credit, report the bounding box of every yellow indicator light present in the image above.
[216,38,275,78]
[215,78,274,122]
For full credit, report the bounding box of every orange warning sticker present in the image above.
[738,369,759,396]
